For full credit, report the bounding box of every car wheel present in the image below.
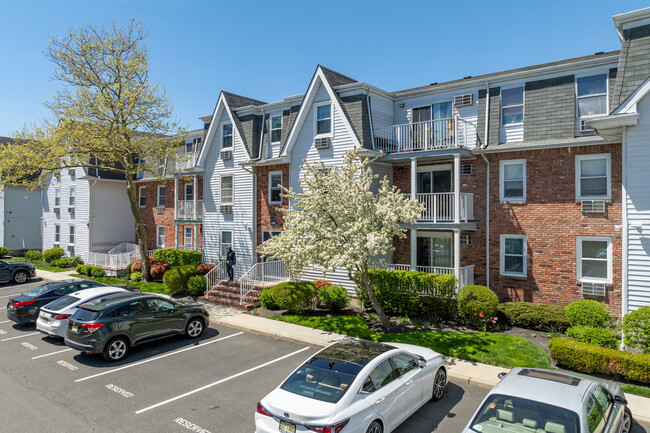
[185,317,204,338]
[431,367,447,401]
[622,407,633,433]
[366,421,382,433]
[103,337,129,362]
[13,271,29,284]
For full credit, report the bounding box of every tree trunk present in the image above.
[359,265,391,330]
[124,173,151,282]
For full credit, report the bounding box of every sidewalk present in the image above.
[35,269,81,282]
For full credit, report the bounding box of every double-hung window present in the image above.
[69,169,76,182]
[138,186,146,208]
[576,74,608,119]
[185,183,193,201]
[54,188,61,207]
[268,172,282,204]
[221,176,233,205]
[184,226,193,248]
[222,123,233,148]
[156,226,165,248]
[69,225,75,245]
[500,235,527,277]
[501,87,524,125]
[220,231,233,257]
[499,159,526,201]
[577,237,611,283]
[576,154,611,199]
[271,115,282,143]
[69,187,75,206]
[157,185,166,207]
[54,225,60,245]
[316,104,332,135]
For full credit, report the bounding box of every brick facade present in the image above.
[256,164,289,259]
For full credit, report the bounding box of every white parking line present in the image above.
[135,346,310,414]
[75,332,244,383]
[0,320,12,324]
[32,348,74,359]
[1,332,41,342]
[0,307,8,310]
[0,293,22,298]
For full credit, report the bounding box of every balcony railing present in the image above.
[176,200,203,220]
[387,264,475,289]
[177,151,199,171]
[373,116,477,154]
[410,192,474,222]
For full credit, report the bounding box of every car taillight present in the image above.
[306,419,350,433]
[256,402,273,417]
[81,323,104,333]
[51,314,71,320]
[13,300,36,308]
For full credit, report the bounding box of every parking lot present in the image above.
[2,280,649,433]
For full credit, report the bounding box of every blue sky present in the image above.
[1,0,648,136]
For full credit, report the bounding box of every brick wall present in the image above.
[256,164,289,258]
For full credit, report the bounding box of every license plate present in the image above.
[279,420,296,433]
[41,316,49,323]
[71,325,79,332]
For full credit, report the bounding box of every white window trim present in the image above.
[220,230,233,257]
[184,226,193,248]
[185,183,193,200]
[500,234,527,278]
[314,101,333,138]
[69,225,75,246]
[270,114,282,144]
[222,123,233,149]
[575,72,609,120]
[575,153,611,200]
[69,187,76,206]
[54,188,61,206]
[156,225,165,249]
[577,236,612,284]
[220,175,234,205]
[268,171,282,204]
[499,159,526,202]
[157,185,166,208]
[500,86,525,127]
[138,186,146,208]
[54,224,60,244]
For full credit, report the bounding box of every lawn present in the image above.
[3,257,66,273]
[71,274,169,294]
[271,315,552,369]
[622,384,650,399]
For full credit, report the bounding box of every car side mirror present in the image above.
[614,395,628,406]
[418,359,426,369]
[498,372,509,380]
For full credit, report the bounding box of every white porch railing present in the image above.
[204,255,255,297]
[411,192,474,222]
[387,264,475,289]
[86,251,140,270]
[176,200,203,220]
[238,260,290,303]
[373,116,477,153]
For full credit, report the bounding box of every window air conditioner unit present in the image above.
[53,242,60,248]
[581,200,605,213]
[453,94,473,107]
[68,207,75,214]
[580,119,594,132]
[220,204,232,214]
[157,206,165,214]
[581,281,606,297]
[314,137,330,149]
[220,149,232,160]
[53,207,60,214]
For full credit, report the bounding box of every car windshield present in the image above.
[280,358,362,404]
[45,296,81,311]
[469,394,580,433]
[22,282,63,298]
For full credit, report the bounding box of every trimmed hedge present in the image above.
[623,306,650,354]
[457,285,499,329]
[0,246,8,257]
[187,275,207,296]
[498,302,570,332]
[549,337,650,384]
[317,285,349,312]
[566,325,620,349]
[163,265,199,296]
[52,257,71,268]
[153,249,202,268]
[565,300,612,328]
[260,281,316,314]
[42,247,65,264]
[355,269,456,319]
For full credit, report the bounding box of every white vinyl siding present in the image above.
[499,87,524,143]
[138,186,146,208]
[576,154,611,200]
[577,236,612,284]
[499,159,526,201]
[89,181,135,250]
[500,235,527,277]
[1,185,42,251]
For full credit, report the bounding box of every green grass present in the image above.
[622,384,650,398]
[71,274,169,294]
[3,257,67,273]
[271,315,552,369]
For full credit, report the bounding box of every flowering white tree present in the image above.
[258,148,423,329]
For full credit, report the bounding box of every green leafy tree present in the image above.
[0,19,186,281]
[257,148,423,329]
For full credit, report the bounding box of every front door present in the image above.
[417,234,452,271]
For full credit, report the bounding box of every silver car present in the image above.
[463,367,632,433]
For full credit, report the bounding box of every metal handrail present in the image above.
[205,259,226,298]
[237,260,289,304]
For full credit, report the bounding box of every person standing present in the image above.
[226,247,236,282]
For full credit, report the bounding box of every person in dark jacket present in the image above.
[226,247,236,282]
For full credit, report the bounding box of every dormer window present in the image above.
[185,141,194,153]
[271,115,282,143]
[316,104,332,135]
[576,74,608,118]
[222,124,233,148]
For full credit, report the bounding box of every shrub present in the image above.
[70,256,84,267]
[197,263,215,275]
[130,272,142,282]
[0,246,8,257]
[187,275,207,296]
[260,282,316,314]
[150,262,171,280]
[565,300,612,328]
[91,267,105,278]
[42,247,65,264]
[566,325,621,349]
[457,285,499,329]
[75,264,85,274]
[623,306,650,354]
[126,261,133,274]
[318,285,349,312]
[313,279,332,290]
[498,302,570,332]
[549,337,650,384]
[355,269,457,320]
[153,249,202,268]
[163,264,199,295]
[52,257,71,268]
[25,250,43,261]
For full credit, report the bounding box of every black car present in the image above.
[0,259,36,284]
[7,280,105,324]
[64,292,209,361]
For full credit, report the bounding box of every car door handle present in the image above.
[375,398,385,404]
[405,380,413,386]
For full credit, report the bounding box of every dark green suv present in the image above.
[64,292,209,361]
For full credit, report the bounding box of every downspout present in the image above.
[481,80,490,288]
[366,93,375,150]
[89,178,98,258]
[621,125,628,322]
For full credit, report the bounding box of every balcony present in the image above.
[411,192,474,223]
[176,200,203,220]
[177,151,199,171]
[374,116,477,154]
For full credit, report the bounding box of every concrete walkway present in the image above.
[36,269,649,423]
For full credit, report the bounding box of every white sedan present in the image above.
[255,339,448,433]
[37,286,129,338]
